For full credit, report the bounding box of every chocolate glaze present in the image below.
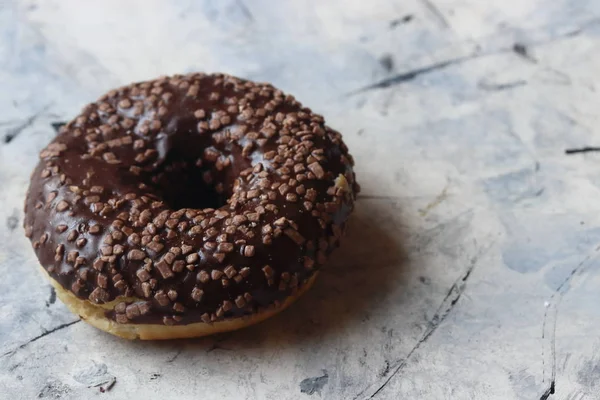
[24,73,358,326]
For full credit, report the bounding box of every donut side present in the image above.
[42,267,318,340]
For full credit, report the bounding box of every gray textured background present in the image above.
[2,0,600,399]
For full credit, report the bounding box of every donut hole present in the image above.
[144,154,230,211]
[154,166,227,210]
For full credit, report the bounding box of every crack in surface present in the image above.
[538,245,600,400]
[346,56,474,95]
[539,381,556,400]
[3,104,52,143]
[353,245,492,399]
[478,80,527,91]
[513,42,538,63]
[234,0,254,22]
[540,304,557,400]
[346,17,600,97]
[565,147,600,154]
[419,0,450,29]
[389,15,413,29]
[166,348,183,363]
[1,319,81,358]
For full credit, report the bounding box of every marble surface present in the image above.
[2,0,600,399]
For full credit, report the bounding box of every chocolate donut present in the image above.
[24,73,358,339]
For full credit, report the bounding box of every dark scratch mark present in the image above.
[106,379,116,392]
[359,348,367,366]
[51,121,66,133]
[346,55,472,95]
[2,319,81,358]
[8,362,22,372]
[539,244,600,400]
[3,104,51,143]
[379,54,394,72]
[234,0,254,22]
[355,247,492,399]
[45,286,57,307]
[166,348,183,363]
[513,43,528,57]
[6,212,18,231]
[389,15,413,28]
[150,373,161,380]
[562,353,571,372]
[513,42,538,63]
[420,0,450,28]
[539,381,555,400]
[300,371,329,396]
[478,80,527,91]
[565,147,600,154]
[378,361,390,378]
[419,185,449,217]
[419,276,431,285]
[564,28,583,38]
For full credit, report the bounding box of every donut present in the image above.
[23,73,358,340]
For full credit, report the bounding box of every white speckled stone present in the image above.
[2,0,600,399]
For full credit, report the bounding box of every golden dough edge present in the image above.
[41,266,318,340]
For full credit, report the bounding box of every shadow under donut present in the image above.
[139,194,414,355]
